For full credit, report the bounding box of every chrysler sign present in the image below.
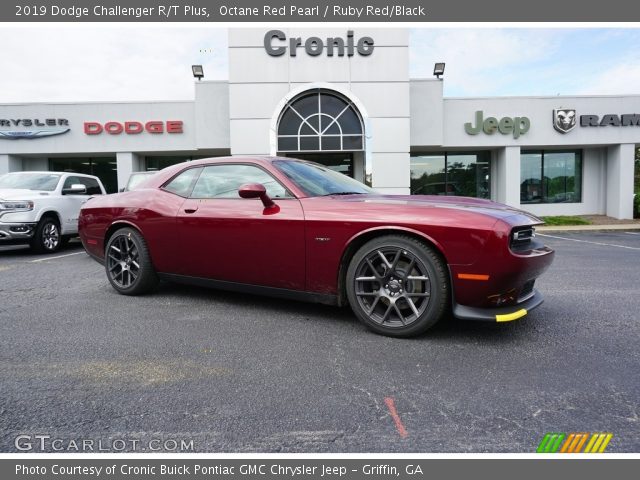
[0,118,70,140]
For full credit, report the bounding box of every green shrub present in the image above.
[541,216,591,226]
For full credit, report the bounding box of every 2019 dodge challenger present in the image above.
[79,156,555,337]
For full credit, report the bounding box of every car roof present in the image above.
[144,156,312,196]
[3,171,62,175]
[3,171,96,177]
[154,155,306,177]
[183,155,294,167]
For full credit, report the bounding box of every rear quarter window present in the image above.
[162,167,203,197]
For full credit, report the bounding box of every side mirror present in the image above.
[238,183,275,208]
[62,184,87,195]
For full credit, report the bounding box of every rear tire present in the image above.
[105,227,158,295]
[346,235,449,337]
[30,216,61,254]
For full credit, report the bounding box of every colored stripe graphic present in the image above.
[584,433,613,453]
[537,433,565,453]
[560,433,576,453]
[538,433,613,453]
[560,432,589,453]
[572,433,590,452]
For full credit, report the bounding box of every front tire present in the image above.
[346,235,449,337]
[30,216,61,254]
[105,227,158,295]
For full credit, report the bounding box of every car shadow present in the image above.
[150,281,540,344]
[153,281,358,327]
[0,239,85,258]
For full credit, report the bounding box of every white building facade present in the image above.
[0,28,637,218]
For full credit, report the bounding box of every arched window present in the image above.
[277,89,364,153]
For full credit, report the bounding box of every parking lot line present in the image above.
[384,397,409,438]
[30,251,85,263]
[537,233,640,250]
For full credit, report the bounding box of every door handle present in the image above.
[184,208,198,214]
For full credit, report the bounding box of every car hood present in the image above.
[331,194,544,224]
[0,189,50,200]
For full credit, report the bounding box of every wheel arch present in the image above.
[336,226,449,307]
[37,210,62,226]
[104,221,145,254]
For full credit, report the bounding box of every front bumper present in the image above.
[0,222,36,243]
[453,289,544,322]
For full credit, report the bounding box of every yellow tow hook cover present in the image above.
[496,309,528,322]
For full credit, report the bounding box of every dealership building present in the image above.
[0,28,638,218]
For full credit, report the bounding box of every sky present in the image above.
[1,27,640,103]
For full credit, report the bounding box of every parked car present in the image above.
[0,171,106,253]
[79,156,554,337]
[120,171,157,192]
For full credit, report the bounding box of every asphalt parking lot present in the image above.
[1,231,639,453]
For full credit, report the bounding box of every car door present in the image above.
[175,163,306,291]
[59,175,92,233]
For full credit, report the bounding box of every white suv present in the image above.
[0,171,106,253]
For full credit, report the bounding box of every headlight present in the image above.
[512,226,535,242]
[0,200,34,211]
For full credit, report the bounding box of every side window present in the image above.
[62,176,81,189]
[190,164,291,199]
[80,177,102,195]
[163,167,202,197]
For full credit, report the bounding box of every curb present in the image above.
[537,224,640,232]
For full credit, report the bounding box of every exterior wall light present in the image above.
[192,65,204,81]
[433,63,445,79]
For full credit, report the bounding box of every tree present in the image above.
[635,147,640,217]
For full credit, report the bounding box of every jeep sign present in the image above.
[464,111,530,139]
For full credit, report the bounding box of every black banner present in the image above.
[3,0,640,22]
[2,459,639,480]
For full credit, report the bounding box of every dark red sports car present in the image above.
[79,156,554,337]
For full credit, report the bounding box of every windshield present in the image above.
[0,173,61,191]
[273,160,374,197]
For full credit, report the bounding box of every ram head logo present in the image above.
[553,109,576,133]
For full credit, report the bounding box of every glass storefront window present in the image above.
[410,155,446,195]
[145,155,210,171]
[286,153,354,177]
[410,152,491,198]
[49,157,117,193]
[277,89,364,153]
[520,150,582,204]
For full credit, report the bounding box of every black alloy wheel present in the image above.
[346,235,449,337]
[105,227,158,295]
